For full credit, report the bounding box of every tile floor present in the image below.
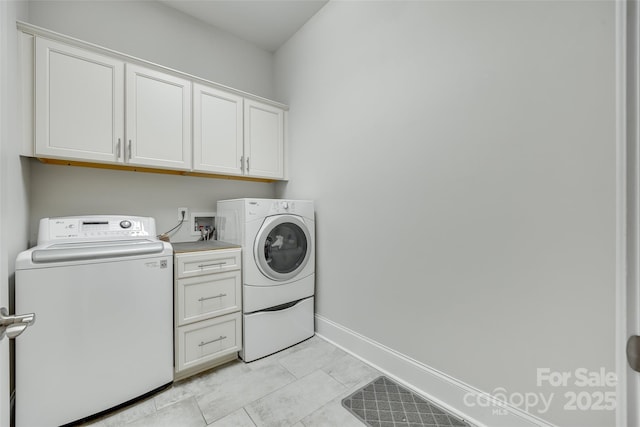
[82,335,382,427]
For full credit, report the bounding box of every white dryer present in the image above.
[216,198,315,362]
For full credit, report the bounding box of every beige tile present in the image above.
[97,397,157,427]
[197,363,296,423]
[77,338,388,427]
[125,397,205,427]
[300,396,367,427]
[208,408,256,427]
[322,352,380,389]
[278,336,347,379]
[154,360,251,410]
[245,370,347,427]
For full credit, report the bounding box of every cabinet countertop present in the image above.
[172,240,241,253]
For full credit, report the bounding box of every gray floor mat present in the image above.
[342,376,470,427]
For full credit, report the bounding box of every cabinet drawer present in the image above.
[176,312,241,373]
[175,249,240,278]
[176,271,241,326]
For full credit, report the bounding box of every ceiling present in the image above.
[159,0,329,52]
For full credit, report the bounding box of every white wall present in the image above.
[28,161,274,245]
[1,0,31,422]
[25,0,277,242]
[1,0,30,296]
[0,5,29,306]
[1,0,30,287]
[28,0,276,99]
[275,2,617,426]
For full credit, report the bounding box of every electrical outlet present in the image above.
[177,207,188,222]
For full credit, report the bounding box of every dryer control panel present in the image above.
[243,199,314,221]
[270,200,296,214]
[247,199,298,217]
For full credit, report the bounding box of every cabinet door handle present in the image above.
[128,140,132,160]
[116,138,121,158]
[246,156,250,173]
[240,155,244,173]
[198,293,227,302]
[199,335,226,347]
[197,262,225,268]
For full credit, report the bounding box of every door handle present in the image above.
[0,307,35,340]
[628,335,640,372]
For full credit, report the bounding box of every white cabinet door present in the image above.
[193,83,243,175]
[244,99,284,179]
[175,312,241,373]
[125,64,191,170]
[176,271,241,326]
[35,38,124,163]
[175,249,242,278]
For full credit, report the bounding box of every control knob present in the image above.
[119,220,132,229]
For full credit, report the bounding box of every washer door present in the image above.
[254,215,311,282]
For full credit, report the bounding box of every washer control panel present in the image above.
[38,215,157,244]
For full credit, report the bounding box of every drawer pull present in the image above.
[197,262,226,268]
[199,335,226,347]
[198,293,227,302]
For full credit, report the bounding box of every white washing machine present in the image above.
[15,216,173,427]
[216,198,315,361]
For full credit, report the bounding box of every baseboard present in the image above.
[315,314,554,427]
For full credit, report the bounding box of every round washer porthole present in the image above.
[254,215,312,281]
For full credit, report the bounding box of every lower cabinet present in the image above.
[174,248,242,380]
[176,312,242,375]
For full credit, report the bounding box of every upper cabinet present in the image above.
[193,84,285,180]
[126,64,191,170]
[244,100,284,179]
[35,38,124,163]
[34,38,192,171]
[24,24,288,180]
[193,83,244,176]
